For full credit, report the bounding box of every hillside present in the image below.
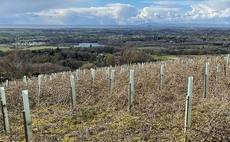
[0,56,230,141]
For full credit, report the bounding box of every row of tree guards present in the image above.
[0,88,32,141]
[1,54,230,141]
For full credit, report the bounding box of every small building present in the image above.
[74,43,105,48]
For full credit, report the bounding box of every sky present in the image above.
[0,0,230,25]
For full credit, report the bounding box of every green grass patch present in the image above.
[152,55,198,61]
[152,55,179,60]
[0,45,11,51]
[0,45,70,52]
[23,46,69,51]
[0,36,9,40]
[71,109,97,124]
[139,46,165,50]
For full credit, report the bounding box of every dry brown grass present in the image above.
[0,55,230,141]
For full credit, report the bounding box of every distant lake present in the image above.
[74,43,105,48]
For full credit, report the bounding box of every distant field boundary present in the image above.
[0,45,69,51]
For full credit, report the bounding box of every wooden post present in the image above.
[22,90,32,142]
[22,111,28,142]
[128,70,134,112]
[70,75,77,110]
[110,69,115,92]
[184,76,193,133]
[204,63,209,98]
[160,64,164,90]
[0,87,10,133]
[224,64,227,77]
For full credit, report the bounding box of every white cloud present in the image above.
[134,6,181,23]
[1,0,230,25]
[106,3,138,24]
[204,0,230,10]
[185,0,230,20]
[143,0,199,6]
[0,0,90,16]
[26,3,139,25]
[27,4,182,25]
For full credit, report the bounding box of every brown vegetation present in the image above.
[0,56,230,141]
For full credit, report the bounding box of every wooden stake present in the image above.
[22,90,32,142]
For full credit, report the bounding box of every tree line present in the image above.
[0,46,152,81]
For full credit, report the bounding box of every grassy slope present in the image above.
[139,46,165,50]
[0,45,69,52]
[0,56,229,141]
[0,44,11,51]
[23,46,69,51]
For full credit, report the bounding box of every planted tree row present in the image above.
[1,55,230,141]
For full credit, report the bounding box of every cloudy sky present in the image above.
[0,0,230,25]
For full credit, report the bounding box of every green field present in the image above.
[23,46,70,51]
[152,55,198,60]
[0,45,70,51]
[0,44,11,51]
[152,55,178,60]
[139,46,165,50]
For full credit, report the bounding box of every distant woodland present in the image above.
[0,27,230,80]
